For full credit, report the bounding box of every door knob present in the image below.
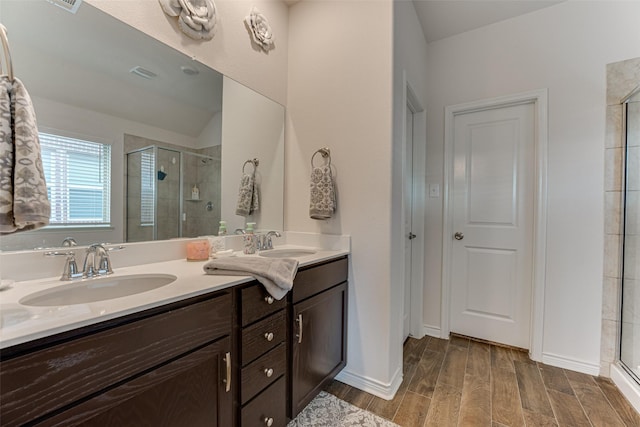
[408,232,417,240]
[454,232,464,240]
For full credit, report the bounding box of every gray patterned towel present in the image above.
[235,172,259,216]
[0,76,50,234]
[204,256,298,300]
[310,165,336,219]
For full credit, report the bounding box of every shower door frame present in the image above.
[620,85,640,385]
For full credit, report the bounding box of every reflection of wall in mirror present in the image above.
[221,77,285,234]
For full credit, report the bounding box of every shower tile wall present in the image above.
[602,57,640,376]
[182,150,221,238]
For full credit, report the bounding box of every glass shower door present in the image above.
[621,90,640,381]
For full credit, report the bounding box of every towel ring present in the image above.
[311,147,331,168]
[242,158,259,173]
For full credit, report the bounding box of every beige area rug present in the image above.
[288,391,399,427]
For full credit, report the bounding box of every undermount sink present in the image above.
[20,274,177,307]
[259,249,317,258]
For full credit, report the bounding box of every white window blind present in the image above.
[140,150,155,226]
[40,132,111,226]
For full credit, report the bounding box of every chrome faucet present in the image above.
[234,228,246,235]
[259,231,282,250]
[82,244,113,278]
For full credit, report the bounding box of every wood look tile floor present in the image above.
[324,336,640,427]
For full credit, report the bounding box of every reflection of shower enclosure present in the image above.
[126,146,221,242]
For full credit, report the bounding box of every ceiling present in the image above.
[412,0,564,43]
[286,1,564,44]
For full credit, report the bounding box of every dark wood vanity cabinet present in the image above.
[290,257,348,418]
[0,255,348,427]
[0,291,234,427]
[237,283,288,427]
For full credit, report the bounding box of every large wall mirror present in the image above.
[0,0,284,251]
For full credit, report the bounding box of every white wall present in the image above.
[286,0,396,397]
[392,0,429,371]
[86,0,289,106]
[425,1,640,372]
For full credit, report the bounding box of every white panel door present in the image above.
[450,103,534,349]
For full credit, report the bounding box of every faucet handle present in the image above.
[45,251,82,281]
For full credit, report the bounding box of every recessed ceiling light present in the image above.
[180,65,199,76]
[129,66,157,80]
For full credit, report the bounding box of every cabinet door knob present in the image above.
[264,417,274,427]
[264,332,274,342]
[264,296,274,304]
[264,368,274,378]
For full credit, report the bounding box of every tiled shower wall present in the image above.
[602,57,640,376]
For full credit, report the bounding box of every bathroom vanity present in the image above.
[0,253,348,427]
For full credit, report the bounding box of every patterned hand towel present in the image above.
[309,165,336,219]
[235,172,259,216]
[204,257,298,300]
[0,77,50,234]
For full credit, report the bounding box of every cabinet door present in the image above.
[37,338,233,427]
[291,282,347,416]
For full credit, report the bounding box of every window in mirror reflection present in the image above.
[40,133,111,226]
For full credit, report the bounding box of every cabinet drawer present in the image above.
[1,292,231,427]
[241,283,287,326]
[242,310,285,365]
[241,377,287,427]
[241,343,286,405]
[292,257,348,303]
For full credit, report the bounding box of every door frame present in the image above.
[441,89,548,361]
[402,73,426,340]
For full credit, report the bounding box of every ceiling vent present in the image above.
[130,66,158,80]
[47,0,83,14]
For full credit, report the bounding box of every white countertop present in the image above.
[0,246,348,350]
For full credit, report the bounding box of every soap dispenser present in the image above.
[243,222,257,254]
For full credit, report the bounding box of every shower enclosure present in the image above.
[621,87,640,382]
[126,146,221,242]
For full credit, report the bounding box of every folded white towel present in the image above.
[235,172,259,216]
[309,165,336,219]
[203,257,298,300]
[0,77,50,234]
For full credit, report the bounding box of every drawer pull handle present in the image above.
[296,314,303,344]
[264,417,274,427]
[264,368,274,378]
[265,296,275,304]
[264,332,274,342]
[223,352,231,393]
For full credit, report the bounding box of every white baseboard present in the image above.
[423,324,442,339]
[541,352,600,376]
[610,363,640,414]
[335,365,403,401]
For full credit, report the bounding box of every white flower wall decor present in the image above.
[245,7,275,52]
[159,0,217,41]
